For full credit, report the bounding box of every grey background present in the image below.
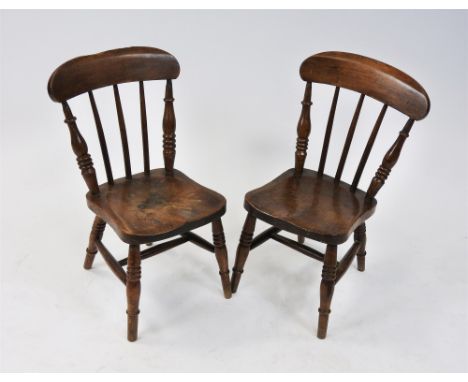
[1,10,467,371]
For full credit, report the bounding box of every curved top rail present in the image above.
[48,46,180,102]
[299,51,430,120]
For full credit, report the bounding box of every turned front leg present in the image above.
[126,244,141,342]
[317,244,337,339]
[354,223,367,272]
[231,213,256,293]
[212,219,232,299]
[84,216,106,269]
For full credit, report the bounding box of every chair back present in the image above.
[294,51,430,197]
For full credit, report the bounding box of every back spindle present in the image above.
[318,86,340,175]
[163,79,176,175]
[350,104,388,191]
[113,84,132,179]
[62,102,100,194]
[366,118,415,198]
[295,82,312,176]
[139,81,150,175]
[88,91,114,184]
[335,93,365,182]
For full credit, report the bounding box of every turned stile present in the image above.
[294,82,312,176]
[163,79,176,175]
[89,91,114,184]
[139,81,150,175]
[126,244,141,342]
[366,118,415,198]
[318,86,340,175]
[335,93,365,182]
[62,102,99,194]
[113,84,132,179]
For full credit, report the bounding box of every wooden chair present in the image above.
[231,51,430,339]
[47,47,231,342]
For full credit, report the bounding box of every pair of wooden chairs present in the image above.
[48,47,430,342]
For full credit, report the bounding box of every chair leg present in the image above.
[126,244,141,342]
[212,219,232,299]
[84,216,106,270]
[298,235,305,244]
[231,213,256,293]
[317,244,337,339]
[354,223,367,272]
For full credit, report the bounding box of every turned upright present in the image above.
[48,47,231,342]
[231,51,430,339]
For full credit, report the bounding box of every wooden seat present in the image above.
[231,51,430,340]
[245,169,377,245]
[48,47,232,342]
[87,169,226,244]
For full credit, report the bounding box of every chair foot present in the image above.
[126,244,141,342]
[219,271,232,299]
[357,251,366,272]
[316,244,337,340]
[231,269,243,294]
[317,308,331,339]
[127,309,140,342]
[84,249,97,270]
[212,219,232,299]
[298,235,305,244]
[230,213,256,294]
[84,217,106,269]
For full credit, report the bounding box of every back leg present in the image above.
[84,216,106,269]
[354,223,367,272]
[298,235,305,244]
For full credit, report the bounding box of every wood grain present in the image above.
[87,169,226,244]
[245,169,377,245]
[48,47,180,102]
[300,51,430,120]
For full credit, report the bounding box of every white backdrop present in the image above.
[1,10,467,371]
